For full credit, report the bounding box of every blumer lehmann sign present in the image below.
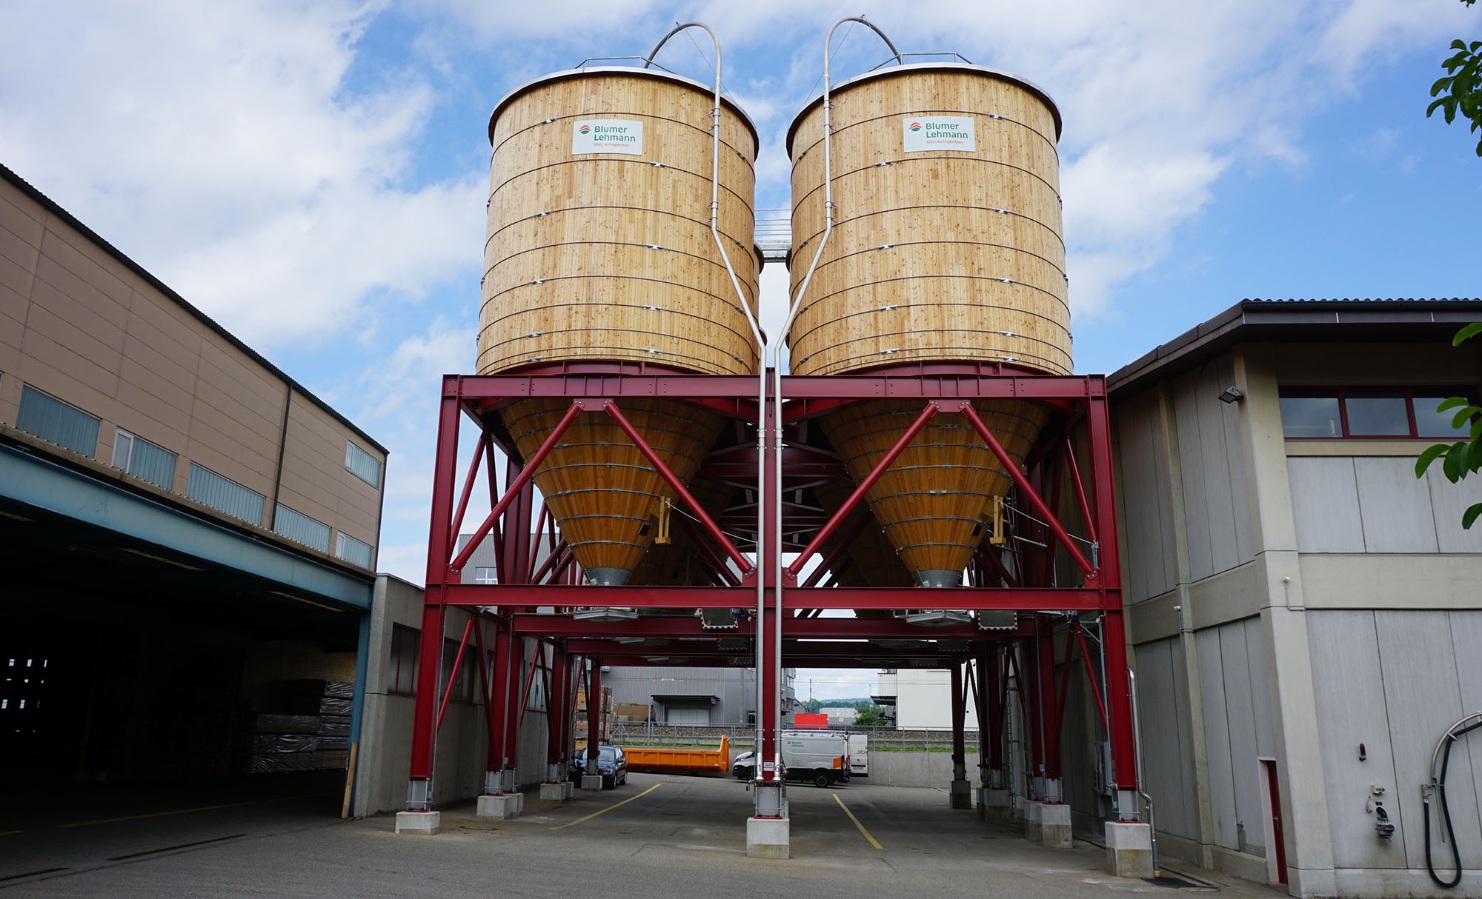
[572,119,645,155]
[902,117,976,152]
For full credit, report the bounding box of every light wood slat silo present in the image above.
[483,68,760,585]
[787,63,1068,588]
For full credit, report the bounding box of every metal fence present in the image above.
[609,722,979,752]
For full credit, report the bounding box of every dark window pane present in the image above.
[1345,393,1409,436]
[1414,394,1472,439]
[1280,396,1340,438]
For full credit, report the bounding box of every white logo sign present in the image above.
[903,117,976,152]
[572,119,644,155]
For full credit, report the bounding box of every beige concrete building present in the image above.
[1110,299,1482,896]
[0,162,393,786]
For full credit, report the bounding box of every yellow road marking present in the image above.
[551,783,662,830]
[833,793,883,849]
[57,792,328,829]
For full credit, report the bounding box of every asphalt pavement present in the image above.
[1,772,1285,898]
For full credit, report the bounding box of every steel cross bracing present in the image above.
[405,363,1140,823]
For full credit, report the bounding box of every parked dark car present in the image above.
[732,750,755,781]
[571,745,628,789]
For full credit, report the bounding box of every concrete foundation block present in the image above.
[746,816,791,859]
[541,782,574,801]
[1104,821,1154,879]
[580,775,605,791]
[476,793,521,819]
[981,788,1013,823]
[1025,801,1072,849]
[950,778,973,810]
[394,810,441,835]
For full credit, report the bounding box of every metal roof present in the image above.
[1107,297,1482,398]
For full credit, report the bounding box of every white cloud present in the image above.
[0,0,480,350]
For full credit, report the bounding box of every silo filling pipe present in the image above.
[1425,711,1482,888]
[643,23,772,790]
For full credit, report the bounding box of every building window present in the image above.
[186,462,265,526]
[16,385,99,458]
[111,429,177,489]
[441,639,476,704]
[345,441,382,488]
[389,625,419,696]
[273,504,331,553]
[1280,388,1475,439]
[473,566,498,584]
[335,531,374,569]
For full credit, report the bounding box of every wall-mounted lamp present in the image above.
[1218,386,1245,405]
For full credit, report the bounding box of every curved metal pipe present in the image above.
[766,15,906,781]
[645,21,771,787]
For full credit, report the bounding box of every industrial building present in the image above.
[6,15,1482,897]
[0,161,384,785]
[1110,299,1482,896]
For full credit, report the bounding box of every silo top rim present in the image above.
[488,65,760,152]
[785,62,1062,155]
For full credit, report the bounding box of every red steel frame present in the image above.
[405,363,1137,822]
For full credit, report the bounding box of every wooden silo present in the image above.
[788,63,1068,587]
[483,68,760,584]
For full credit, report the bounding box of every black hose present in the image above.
[1426,719,1482,888]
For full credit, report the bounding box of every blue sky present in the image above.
[3,2,1479,697]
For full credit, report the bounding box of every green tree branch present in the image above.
[1415,322,1482,529]
[1428,0,1482,155]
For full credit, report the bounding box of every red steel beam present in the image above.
[448,431,489,558]
[787,401,940,577]
[440,583,1106,612]
[451,401,583,573]
[601,400,754,576]
[956,402,1096,577]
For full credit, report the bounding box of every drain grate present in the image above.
[1143,874,1216,891]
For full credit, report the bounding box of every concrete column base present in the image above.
[1025,801,1072,849]
[476,793,521,819]
[580,775,605,791]
[980,788,1013,823]
[541,782,574,801]
[746,816,791,859]
[395,810,441,834]
[950,778,973,809]
[1104,821,1154,879]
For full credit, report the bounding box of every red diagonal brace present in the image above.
[956,402,1096,577]
[1075,623,1110,733]
[601,400,754,576]
[787,401,940,577]
[448,432,490,558]
[437,615,476,730]
[452,401,584,573]
[802,512,871,588]
[1063,434,1098,546]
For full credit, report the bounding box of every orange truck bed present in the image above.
[623,736,731,774]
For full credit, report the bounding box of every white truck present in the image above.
[845,732,869,778]
[732,730,851,787]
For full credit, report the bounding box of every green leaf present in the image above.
[1437,395,1469,413]
[1451,406,1481,430]
[1464,503,1482,531]
[1445,440,1471,482]
[1418,443,1452,476]
[1470,439,1482,473]
[1454,322,1482,345]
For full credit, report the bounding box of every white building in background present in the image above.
[873,668,980,731]
[819,706,859,727]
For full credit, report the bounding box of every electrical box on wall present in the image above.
[1093,740,1114,795]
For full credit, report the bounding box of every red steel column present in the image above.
[950,661,967,779]
[1087,387,1138,818]
[583,659,602,783]
[547,648,568,780]
[406,383,462,809]
[488,622,513,792]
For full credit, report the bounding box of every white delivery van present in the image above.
[845,732,868,777]
[780,729,850,787]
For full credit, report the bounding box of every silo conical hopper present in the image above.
[787,63,1069,587]
[482,67,760,584]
